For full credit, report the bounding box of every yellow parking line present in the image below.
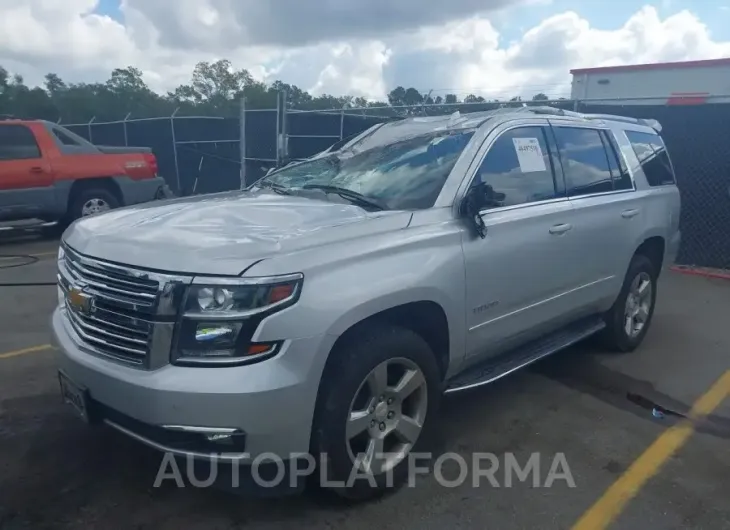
[32,251,58,258]
[0,344,53,360]
[572,370,730,530]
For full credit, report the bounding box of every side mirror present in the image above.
[461,183,505,239]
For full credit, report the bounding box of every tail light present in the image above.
[143,153,158,175]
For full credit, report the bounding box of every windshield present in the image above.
[258,130,475,210]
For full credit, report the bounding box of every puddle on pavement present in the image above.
[532,346,730,440]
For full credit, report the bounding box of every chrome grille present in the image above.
[58,246,161,366]
[63,249,159,313]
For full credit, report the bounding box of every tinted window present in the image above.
[553,127,614,197]
[0,125,41,160]
[472,127,558,208]
[602,130,632,191]
[626,130,675,186]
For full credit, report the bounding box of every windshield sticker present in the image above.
[513,137,547,173]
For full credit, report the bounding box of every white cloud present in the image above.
[1,2,729,103]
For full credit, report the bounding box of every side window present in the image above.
[0,125,41,160]
[53,128,80,146]
[625,130,676,186]
[552,127,614,197]
[472,126,558,209]
[602,130,633,191]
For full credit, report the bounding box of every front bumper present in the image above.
[52,307,335,462]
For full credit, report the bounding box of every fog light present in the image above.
[195,324,237,342]
[206,432,234,442]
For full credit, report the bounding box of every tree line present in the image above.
[0,59,557,124]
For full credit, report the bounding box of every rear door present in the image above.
[548,121,641,311]
[0,123,54,220]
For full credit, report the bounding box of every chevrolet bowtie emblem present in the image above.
[67,286,95,316]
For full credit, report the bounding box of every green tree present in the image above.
[532,93,549,101]
[464,94,485,103]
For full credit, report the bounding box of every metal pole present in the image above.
[340,101,350,141]
[239,95,247,189]
[88,116,96,143]
[123,113,131,146]
[281,88,288,163]
[422,89,433,116]
[170,107,182,194]
[275,90,281,167]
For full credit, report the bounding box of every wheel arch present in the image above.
[633,235,666,277]
[67,177,123,210]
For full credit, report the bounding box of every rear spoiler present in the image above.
[524,107,663,133]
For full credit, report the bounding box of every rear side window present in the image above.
[602,131,633,191]
[552,127,614,197]
[625,131,676,186]
[52,127,80,146]
[0,125,41,160]
[472,126,559,208]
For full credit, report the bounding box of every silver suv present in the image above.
[52,107,681,499]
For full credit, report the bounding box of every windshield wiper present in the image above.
[302,184,386,211]
[254,180,293,195]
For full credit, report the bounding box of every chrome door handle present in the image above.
[549,223,572,235]
[622,209,640,219]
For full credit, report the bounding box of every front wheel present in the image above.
[601,254,658,352]
[312,323,442,501]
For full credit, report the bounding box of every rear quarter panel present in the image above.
[613,125,682,269]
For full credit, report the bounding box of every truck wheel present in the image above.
[312,323,441,501]
[69,188,119,221]
[601,254,657,352]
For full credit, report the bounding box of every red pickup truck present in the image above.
[0,118,170,227]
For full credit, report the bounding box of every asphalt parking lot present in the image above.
[1,235,729,530]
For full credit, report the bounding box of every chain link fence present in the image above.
[61,94,730,271]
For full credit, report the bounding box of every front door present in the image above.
[0,123,53,220]
[462,124,577,360]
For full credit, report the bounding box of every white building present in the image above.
[570,58,730,105]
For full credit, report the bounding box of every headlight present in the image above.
[173,273,303,366]
[57,246,65,262]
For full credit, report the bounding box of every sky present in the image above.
[1,0,730,101]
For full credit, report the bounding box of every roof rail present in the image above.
[516,106,583,118]
[0,114,17,121]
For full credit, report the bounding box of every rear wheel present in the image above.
[601,254,657,352]
[68,188,119,221]
[312,323,441,501]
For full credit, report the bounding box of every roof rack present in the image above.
[0,114,18,121]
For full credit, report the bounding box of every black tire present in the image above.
[68,188,120,222]
[312,322,442,502]
[601,254,658,352]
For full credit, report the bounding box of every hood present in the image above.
[63,190,412,276]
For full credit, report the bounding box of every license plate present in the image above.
[58,371,89,423]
